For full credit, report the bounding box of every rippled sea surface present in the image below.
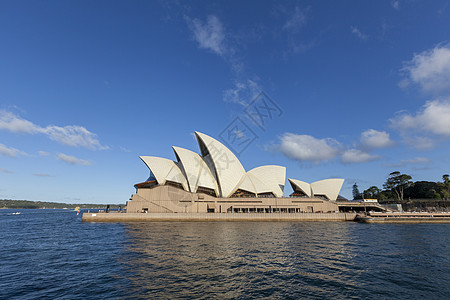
[1,209,449,299]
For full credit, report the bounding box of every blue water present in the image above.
[1,209,449,299]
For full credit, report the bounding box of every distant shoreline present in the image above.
[0,199,121,210]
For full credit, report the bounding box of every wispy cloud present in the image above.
[38,150,50,156]
[278,5,317,56]
[391,0,400,10]
[56,153,91,166]
[0,111,38,133]
[0,110,108,150]
[387,157,430,168]
[223,79,262,106]
[186,15,227,57]
[33,173,54,177]
[400,44,450,94]
[350,26,368,41]
[404,136,435,150]
[119,146,131,153]
[288,39,318,54]
[283,6,308,33]
[0,144,26,158]
[44,125,107,149]
[186,14,247,78]
[0,168,13,174]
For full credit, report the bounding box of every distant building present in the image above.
[127,131,344,214]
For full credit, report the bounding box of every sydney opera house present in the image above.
[126,131,344,214]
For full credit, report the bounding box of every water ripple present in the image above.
[0,210,449,299]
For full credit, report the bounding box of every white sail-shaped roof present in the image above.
[237,173,271,194]
[288,178,312,197]
[166,162,189,191]
[248,173,272,194]
[172,146,219,195]
[139,156,188,191]
[248,165,286,197]
[195,131,246,197]
[138,131,343,200]
[238,174,257,193]
[310,178,344,201]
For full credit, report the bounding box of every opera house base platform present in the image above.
[82,212,357,222]
[82,185,358,222]
[126,185,342,214]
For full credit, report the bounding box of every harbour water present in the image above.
[1,209,449,299]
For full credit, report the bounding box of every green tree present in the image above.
[363,186,381,199]
[443,174,450,184]
[405,181,440,199]
[352,183,362,200]
[383,171,413,202]
[442,174,450,200]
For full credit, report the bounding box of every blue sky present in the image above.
[1,0,450,203]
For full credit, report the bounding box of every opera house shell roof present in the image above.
[139,131,343,201]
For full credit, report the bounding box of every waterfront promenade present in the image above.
[358,212,450,223]
[82,212,357,222]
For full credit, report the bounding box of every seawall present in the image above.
[82,212,357,222]
[357,212,450,223]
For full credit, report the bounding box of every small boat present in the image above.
[11,212,21,215]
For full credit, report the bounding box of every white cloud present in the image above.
[275,133,340,163]
[43,125,108,149]
[391,99,450,136]
[223,80,261,106]
[401,44,450,94]
[0,110,38,133]
[360,129,394,149]
[283,6,308,32]
[341,149,379,164]
[0,144,26,158]
[56,153,91,166]
[38,151,50,156]
[186,15,226,57]
[350,26,368,41]
[0,110,108,150]
[271,132,390,165]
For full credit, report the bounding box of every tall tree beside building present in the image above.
[383,171,412,202]
[352,183,362,200]
[363,186,381,199]
[442,174,450,200]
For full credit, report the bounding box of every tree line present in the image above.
[352,172,450,202]
[0,199,121,209]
